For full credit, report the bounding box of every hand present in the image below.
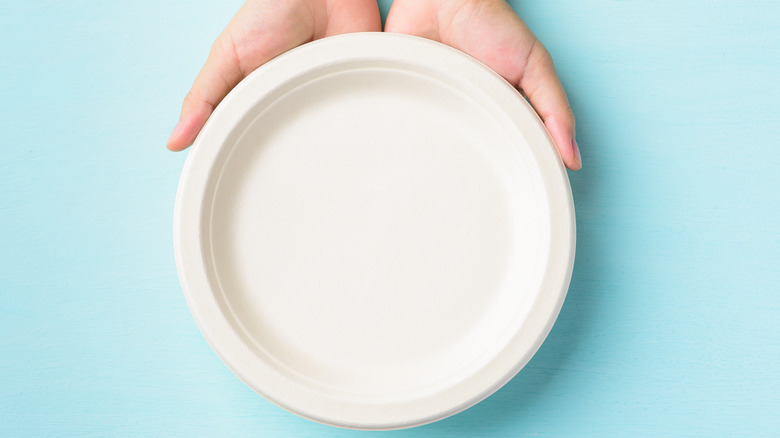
[386,0,581,170]
[167,0,381,151]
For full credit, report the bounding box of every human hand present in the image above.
[167,0,381,151]
[386,0,581,170]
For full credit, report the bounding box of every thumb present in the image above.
[167,36,245,151]
[520,40,581,170]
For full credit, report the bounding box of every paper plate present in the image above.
[174,32,575,430]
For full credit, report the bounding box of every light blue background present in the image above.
[2,0,778,436]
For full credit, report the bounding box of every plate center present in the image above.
[209,67,542,395]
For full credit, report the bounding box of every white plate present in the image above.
[174,33,575,430]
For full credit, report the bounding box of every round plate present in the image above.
[174,33,575,430]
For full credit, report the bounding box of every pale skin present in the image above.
[167,0,581,170]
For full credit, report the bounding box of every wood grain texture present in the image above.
[1,0,778,436]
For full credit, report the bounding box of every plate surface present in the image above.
[174,33,575,430]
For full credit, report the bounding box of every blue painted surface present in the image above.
[1,1,779,436]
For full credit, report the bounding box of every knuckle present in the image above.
[183,90,198,105]
[562,108,576,128]
[534,43,554,67]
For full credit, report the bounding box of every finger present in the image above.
[167,36,245,151]
[322,0,383,35]
[168,0,381,152]
[168,8,317,152]
[520,40,581,170]
[384,0,440,39]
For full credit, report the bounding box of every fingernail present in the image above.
[167,120,183,146]
[571,137,582,169]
